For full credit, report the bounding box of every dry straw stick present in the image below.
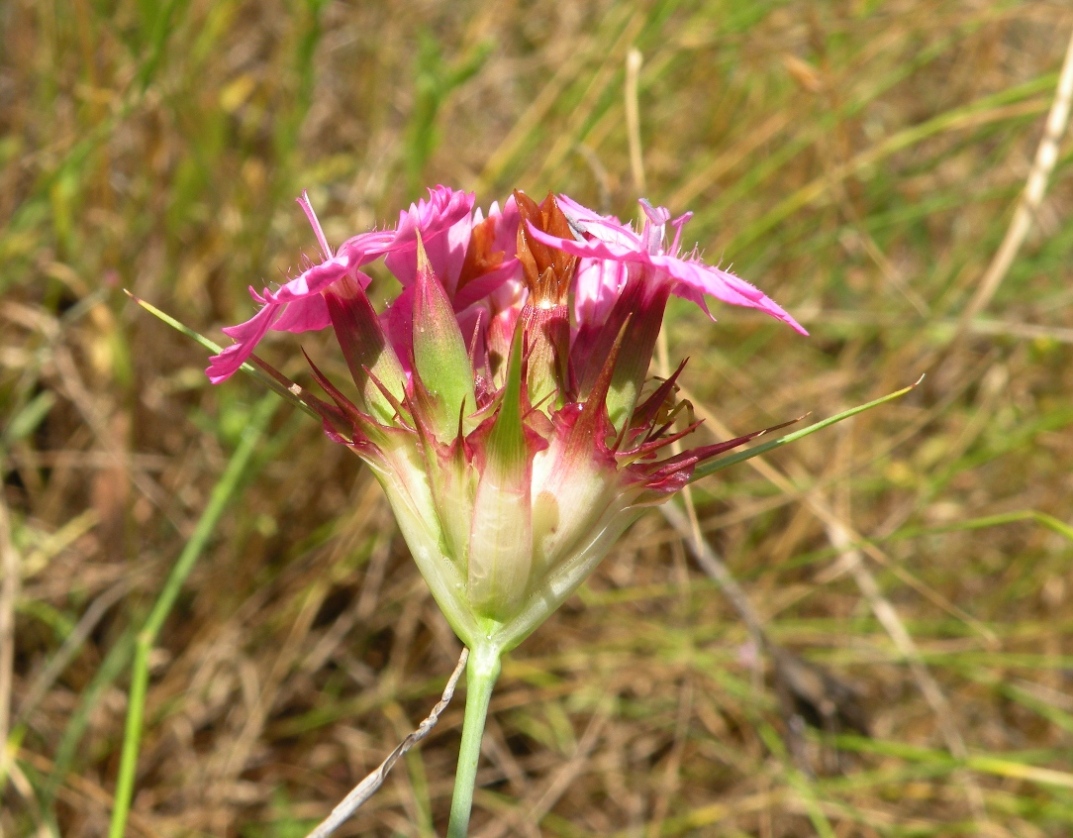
[631,44,829,828]
[0,462,49,825]
[627,50,776,830]
[961,26,1073,324]
[0,481,18,784]
[303,648,469,838]
[627,46,761,663]
[625,48,646,197]
[685,392,990,824]
[620,35,977,820]
[14,577,135,729]
[660,503,766,652]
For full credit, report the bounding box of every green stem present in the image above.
[108,395,278,838]
[446,641,501,838]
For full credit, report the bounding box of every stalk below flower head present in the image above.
[207,187,806,651]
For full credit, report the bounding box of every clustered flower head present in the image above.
[208,187,805,652]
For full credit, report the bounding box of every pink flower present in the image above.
[208,189,804,649]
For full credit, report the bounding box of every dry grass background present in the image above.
[3,0,1073,835]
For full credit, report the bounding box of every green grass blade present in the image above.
[107,394,278,838]
[125,291,319,419]
[691,377,922,482]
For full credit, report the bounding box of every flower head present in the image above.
[208,187,804,650]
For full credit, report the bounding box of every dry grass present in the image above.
[4,0,1073,835]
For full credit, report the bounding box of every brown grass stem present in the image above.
[304,647,469,838]
[961,25,1073,324]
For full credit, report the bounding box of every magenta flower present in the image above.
[208,187,803,649]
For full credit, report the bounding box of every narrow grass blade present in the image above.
[125,291,320,420]
[107,394,279,838]
[836,734,1073,791]
[691,377,922,482]
[930,509,1073,542]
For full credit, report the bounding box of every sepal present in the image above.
[324,276,406,425]
[467,321,535,621]
[412,235,477,438]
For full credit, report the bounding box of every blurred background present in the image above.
[3,1,1073,835]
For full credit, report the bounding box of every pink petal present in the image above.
[648,252,807,334]
[208,303,280,383]
[451,258,520,312]
[574,258,627,329]
[209,215,394,385]
[384,187,475,289]
[527,223,648,266]
[335,229,398,266]
[260,255,354,305]
[271,294,332,333]
[554,195,639,249]
[381,284,416,375]
[527,223,807,335]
